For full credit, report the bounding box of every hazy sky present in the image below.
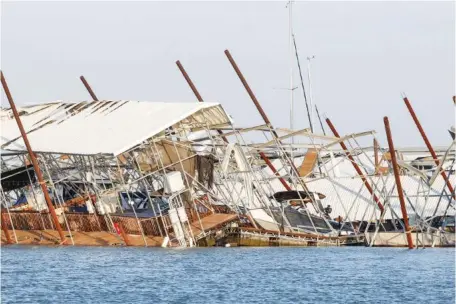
[1,1,454,147]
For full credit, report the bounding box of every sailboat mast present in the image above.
[288,0,294,143]
[293,35,313,133]
[307,55,315,132]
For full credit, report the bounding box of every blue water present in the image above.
[1,246,454,304]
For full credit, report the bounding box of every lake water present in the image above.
[1,246,454,303]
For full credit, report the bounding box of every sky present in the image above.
[1,1,454,147]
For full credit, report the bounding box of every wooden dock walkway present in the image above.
[189,213,238,237]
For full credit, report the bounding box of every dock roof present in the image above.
[1,100,230,156]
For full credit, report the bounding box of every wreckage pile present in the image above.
[0,52,454,248]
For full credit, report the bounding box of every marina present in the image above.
[1,1,455,303]
[1,57,454,249]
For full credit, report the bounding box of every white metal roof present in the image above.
[2,100,231,156]
[1,102,64,147]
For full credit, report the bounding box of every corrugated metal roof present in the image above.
[2,100,230,156]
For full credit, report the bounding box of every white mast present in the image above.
[288,1,294,144]
[307,55,315,132]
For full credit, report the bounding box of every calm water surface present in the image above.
[1,246,455,303]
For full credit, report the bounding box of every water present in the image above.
[1,246,454,304]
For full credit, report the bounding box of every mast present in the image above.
[306,55,315,132]
[315,104,326,135]
[293,35,313,133]
[288,1,295,142]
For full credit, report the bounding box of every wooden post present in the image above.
[403,97,455,199]
[1,209,13,244]
[1,71,66,244]
[326,118,385,213]
[384,117,414,249]
[80,76,99,101]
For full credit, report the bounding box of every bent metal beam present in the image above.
[1,71,67,244]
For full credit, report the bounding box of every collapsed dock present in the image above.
[0,62,454,248]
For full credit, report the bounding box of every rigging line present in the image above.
[315,104,326,136]
[292,34,313,133]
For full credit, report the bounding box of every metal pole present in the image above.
[224,50,278,137]
[224,49,301,186]
[288,1,294,140]
[1,208,13,244]
[259,152,291,191]
[306,56,315,133]
[176,61,294,207]
[315,105,326,135]
[374,138,379,173]
[175,60,229,144]
[384,117,414,249]
[176,60,204,102]
[292,35,312,133]
[403,97,454,199]
[118,223,131,246]
[326,118,385,213]
[176,58,292,189]
[80,75,99,101]
[1,71,66,244]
